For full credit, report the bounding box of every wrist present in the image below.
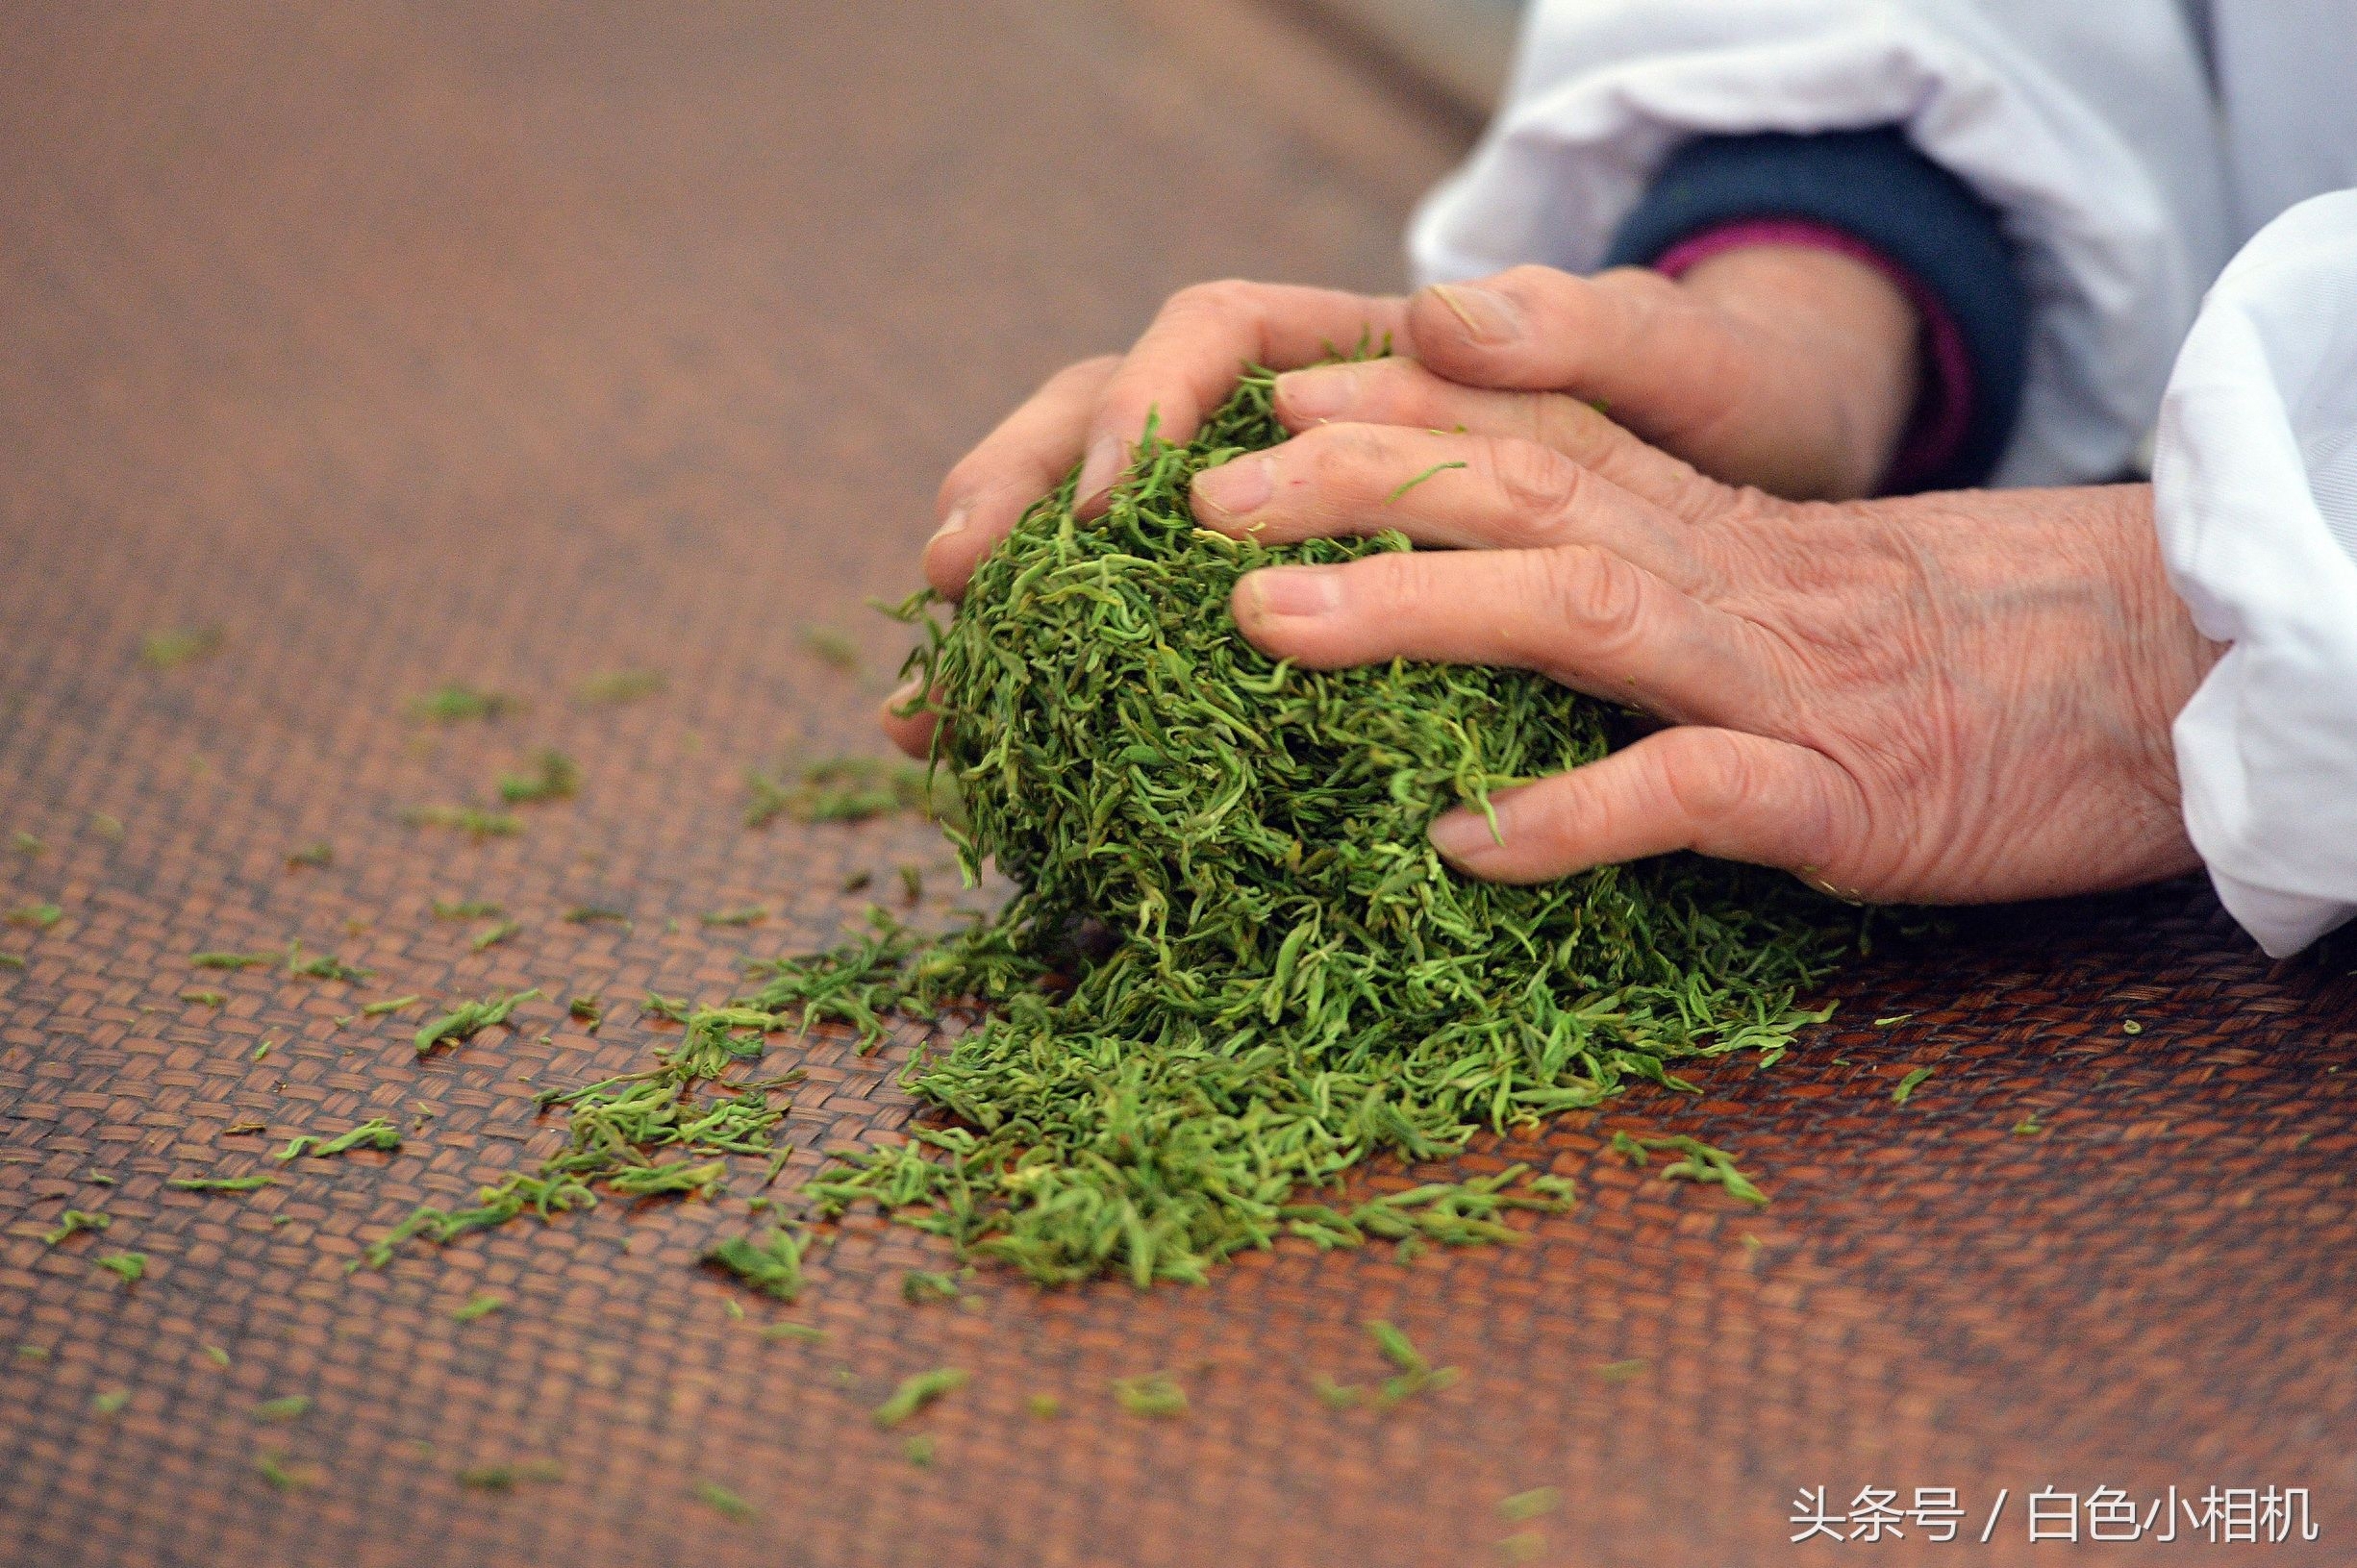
[1673,237,1923,498]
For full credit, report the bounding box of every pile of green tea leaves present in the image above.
[761,365,1850,1286]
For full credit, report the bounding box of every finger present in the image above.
[926,355,1121,599]
[1230,544,1787,731]
[1267,357,1727,525]
[877,679,938,759]
[1191,421,1714,597]
[1072,281,1407,513]
[1426,727,1864,884]
[1407,264,1768,470]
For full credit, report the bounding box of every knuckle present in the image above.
[1594,266,1686,325]
[1592,263,1679,305]
[1658,730,1755,826]
[1485,438,1582,536]
[1358,552,1439,621]
[1592,266,1686,345]
[1492,262,1568,301]
[1533,544,1648,654]
[1296,422,1396,500]
[1329,357,1415,421]
[1165,277,1263,323]
[936,458,990,513]
[1052,353,1123,388]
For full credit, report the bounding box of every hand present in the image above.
[1189,361,2219,906]
[915,249,1920,604]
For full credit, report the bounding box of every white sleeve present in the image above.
[1409,0,2232,488]
[2154,189,2357,958]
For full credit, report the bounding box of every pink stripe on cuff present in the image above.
[1650,217,1973,493]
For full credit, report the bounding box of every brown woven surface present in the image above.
[1,6,2351,1565]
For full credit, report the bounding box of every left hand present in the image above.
[1191,358,2220,905]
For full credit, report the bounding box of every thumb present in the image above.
[1427,726,1864,888]
[878,679,943,759]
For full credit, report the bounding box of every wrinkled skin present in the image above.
[888,259,2220,907]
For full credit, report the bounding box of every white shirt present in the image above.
[1409,0,2357,955]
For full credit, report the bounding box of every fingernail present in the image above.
[1074,436,1122,505]
[1241,564,1342,619]
[1192,454,1273,520]
[928,503,969,547]
[1275,362,1361,422]
[885,678,924,713]
[1428,806,1506,863]
[1426,283,1521,344]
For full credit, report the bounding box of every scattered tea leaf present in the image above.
[253,1450,316,1491]
[1364,1320,1458,1407]
[873,1367,968,1428]
[276,1118,402,1162]
[743,757,951,828]
[759,1322,825,1343]
[42,1209,109,1246]
[95,1252,146,1284]
[704,1226,813,1303]
[799,629,861,671]
[459,1458,563,1489]
[141,626,224,669]
[193,950,276,970]
[1112,1372,1188,1419]
[899,1269,960,1305]
[286,943,371,983]
[496,750,580,806]
[406,684,519,724]
[574,668,666,707]
[414,989,541,1055]
[691,1480,755,1522]
[403,806,520,838]
[1610,1133,1768,1207]
[1384,459,1467,504]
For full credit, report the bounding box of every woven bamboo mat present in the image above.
[0,5,2349,1564]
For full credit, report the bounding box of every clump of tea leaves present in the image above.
[768,365,1848,1287]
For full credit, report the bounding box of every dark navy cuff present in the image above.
[1603,128,2028,492]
